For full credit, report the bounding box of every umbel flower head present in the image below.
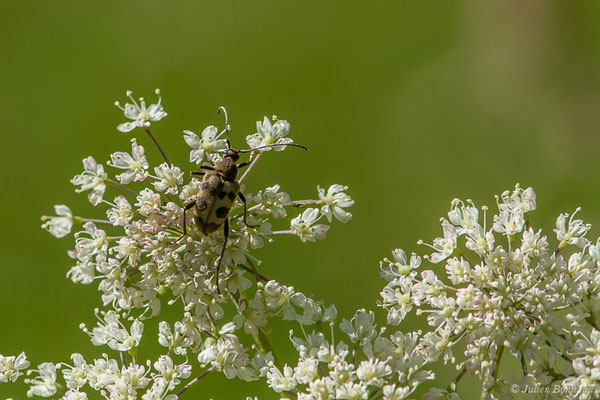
[32,89,355,400]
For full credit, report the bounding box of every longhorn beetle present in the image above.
[180,107,308,294]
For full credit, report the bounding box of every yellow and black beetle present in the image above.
[181,108,307,293]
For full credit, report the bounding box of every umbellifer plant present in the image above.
[3,89,600,400]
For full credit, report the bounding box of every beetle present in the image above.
[180,107,307,293]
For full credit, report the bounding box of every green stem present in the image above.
[107,179,138,197]
[144,127,170,165]
[176,369,211,396]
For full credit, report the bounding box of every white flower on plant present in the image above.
[106,195,133,226]
[492,209,525,236]
[80,310,143,352]
[197,335,249,379]
[152,163,183,195]
[383,384,412,400]
[252,184,291,218]
[447,198,479,235]
[335,381,369,400]
[233,296,268,336]
[115,89,166,132]
[71,156,107,206]
[318,184,354,223]
[380,276,414,325]
[61,389,89,400]
[266,363,297,392]
[41,205,73,238]
[184,126,227,164]
[108,138,149,184]
[84,356,119,390]
[142,378,178,400]
[61,353,87,390]
[340,309,377,346]
[136,188,162,216]
[246,116,293,151]
[153,355,191,390]
[555,208,591,249]
[0,352,30,383]
[308,377,335,399]
[239,215,272,249]
[420,220,457,264]
[498,185,536,213]
[380,248,421,281]
[294,358,319,385]
[291,208,329,243]
[74,222,109,263]
[106,362,151,399]
[26,362,57,398]
[356,359,392,387]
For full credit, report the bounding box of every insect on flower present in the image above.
[181,107,308,293]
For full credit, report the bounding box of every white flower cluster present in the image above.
[378,185,600,399]
[262,309,434,399]
[24,90,354,400]
[24,353,191,400]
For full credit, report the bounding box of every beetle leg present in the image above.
[178,201,196,240]
[237,161,251,169]
[238,192,259,228]
[215,218,229,295]
[190,171,206,177]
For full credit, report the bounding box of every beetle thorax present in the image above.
[215,156,238,181]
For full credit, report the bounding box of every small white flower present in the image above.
[340,309,377,345]
[252,184,291,218]
[423,221,457,264]
[62,353,87,390]
[294,358,319,385]
[115,89,167,132]
[71,156,107,206]
[0,352,30,383]
[291,208,329,243]
[26,362,57,398]
[246,116,293,151]
[61,389,89,400]
[555,208,591,249]
[336,381,369,400]
[108,138,149,184]
[266,364,297,392]
[184,126,227,164]
[106,195,133,226]
[318,184,354,223]
[153,355,191,390]
[41,205,73,238]
[153,163,183,195]
[380,248,421,280]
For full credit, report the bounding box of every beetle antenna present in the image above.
[218,106,231,150]
[237,143,309,153]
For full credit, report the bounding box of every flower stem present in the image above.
[176,369,212,396]
[107,179,138,197]
[239,152,263,184]
[271,230,294,236]
[291,199,321,207]
[144,127,170,165]
[447,367,466,392]
[238,263,271,282]
[79,218,113,225]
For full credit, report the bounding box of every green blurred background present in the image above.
[3,1,600,398]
